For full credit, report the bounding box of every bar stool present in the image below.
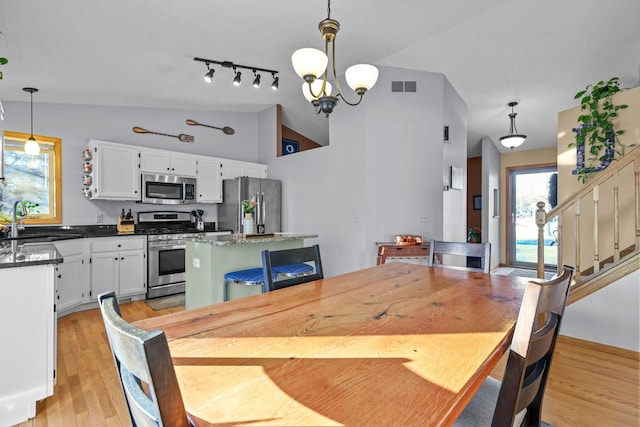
[223,267,276,302]
[273,263,314,277]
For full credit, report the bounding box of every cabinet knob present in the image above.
[57,274,62,279]
[121,257,125,260]
[115,257,119,261]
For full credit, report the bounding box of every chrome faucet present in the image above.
[11,200,27,251]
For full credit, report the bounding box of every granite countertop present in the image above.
[188,233,318,246]
[0,243,63,269]
[0,222,224,242]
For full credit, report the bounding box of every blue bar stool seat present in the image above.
[223,267,276,301]
[273,263,314,277]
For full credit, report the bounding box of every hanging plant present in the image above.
[569,77,632,183]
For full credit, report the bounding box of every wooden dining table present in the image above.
[135,262,528,427]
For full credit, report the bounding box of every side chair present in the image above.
[453,265,575,427]
[428,239,492,273]
[262,244,324,291]
[98,292,193,427]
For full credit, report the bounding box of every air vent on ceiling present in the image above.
[391,81,417,93]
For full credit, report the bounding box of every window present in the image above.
[1,131,62,224]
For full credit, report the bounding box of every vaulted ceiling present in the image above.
[1,0,638,156]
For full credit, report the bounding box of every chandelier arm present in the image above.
[306,38,332,99]
[329,38,363,107]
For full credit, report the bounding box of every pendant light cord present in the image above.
[30,91,34,137]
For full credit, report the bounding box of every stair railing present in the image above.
[535,145,640,281]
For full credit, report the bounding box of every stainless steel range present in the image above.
[138,211,229,298]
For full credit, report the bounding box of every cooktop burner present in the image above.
[138,211,198,238]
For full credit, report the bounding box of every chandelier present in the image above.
[291,0,379,116]
[499,101,527,149]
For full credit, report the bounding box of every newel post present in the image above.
[535,201,547,279]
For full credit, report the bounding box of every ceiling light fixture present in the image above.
[252,70,261,88]
[194,57,278,90]
[232,68,242,86]
[499,101,527,150]
[291,0,378,117]
[203,63,215,83]
[23,87,40,156]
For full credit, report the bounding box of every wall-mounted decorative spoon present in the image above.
[132,126,194,143]
[186,119,235,135]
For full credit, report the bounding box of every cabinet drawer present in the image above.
[395,245,430,256]
[91,236,145,253]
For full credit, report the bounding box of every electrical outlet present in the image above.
[96,213,103,223]
[419,215,431,223]
[193,258,200,268]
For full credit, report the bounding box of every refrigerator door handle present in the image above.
[261,191,265,226]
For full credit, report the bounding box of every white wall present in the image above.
[266,66,467,277]
[561,269,640,352]
[442,77,468,243]
[2,102,260,225]
[481,136,501,269]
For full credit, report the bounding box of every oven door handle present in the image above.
[148,244,185,251]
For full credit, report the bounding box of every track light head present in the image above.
[271,74,279,91]
[203,67,215,83]
[252,71,261,88]
[233,69,242,86]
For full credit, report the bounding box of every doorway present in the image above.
[508,165,558,268]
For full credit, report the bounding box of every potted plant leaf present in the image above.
[570,77,633,182]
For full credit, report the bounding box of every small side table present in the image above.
[375,242,431,265]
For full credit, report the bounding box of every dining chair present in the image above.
[453,265,574,427]
[261,244,324,291]
[427,239,491,273]
[98,292,193,427]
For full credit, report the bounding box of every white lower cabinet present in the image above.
[89,236,146,299]
[0,264,56,425]
[54,240,89,313]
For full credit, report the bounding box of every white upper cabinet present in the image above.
[197,158,223,203]
[221,159,267,180]
[89,140,140,200]
[140,148,198,176]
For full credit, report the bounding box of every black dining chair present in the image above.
[261,244,324,291]
[428,239,492,273]
[453,265,574,427]
[98,292,193,427]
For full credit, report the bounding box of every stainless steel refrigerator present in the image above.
[218,177,281,234]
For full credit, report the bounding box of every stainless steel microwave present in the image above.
[141,174,196,204]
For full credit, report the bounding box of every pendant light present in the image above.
[291,0,378,116]
[499,101,526,150]
[23,87,40,156]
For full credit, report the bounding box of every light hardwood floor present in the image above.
[14,300,640,427]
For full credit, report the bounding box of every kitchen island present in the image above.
[185,233,318,309]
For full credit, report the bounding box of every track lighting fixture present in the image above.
[232,69,242,86]
[194,57,278,91]
[203,63,215,83]
[252,70,261,88]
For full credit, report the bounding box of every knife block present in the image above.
[117,218,135,234]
